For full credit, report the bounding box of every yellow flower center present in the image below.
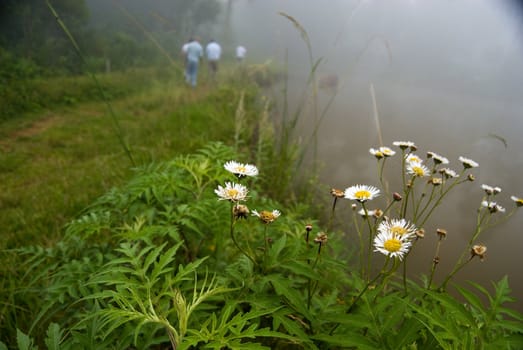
[391,226,407,236]
[413,166,425,177]
[236,166,246,173]
[227,189,239,197]
[260,211,275,223]
[384,238,402,252]
[355,190,371,200]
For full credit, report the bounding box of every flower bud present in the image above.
[393,192,402,201]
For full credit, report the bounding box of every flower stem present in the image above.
[229,203,257,267]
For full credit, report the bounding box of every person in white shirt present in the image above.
[184,38,203,87]
[181,40,190,81]
[236,45,247,63]
[205,39,222,80]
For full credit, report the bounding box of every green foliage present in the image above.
[2,141,523,349]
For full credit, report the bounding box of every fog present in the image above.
[227,0,523,310]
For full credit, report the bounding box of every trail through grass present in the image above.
[0,72,250,249]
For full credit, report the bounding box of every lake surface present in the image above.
[229,0,523,311]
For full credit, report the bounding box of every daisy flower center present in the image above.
[236,166,246,173]
[354,190,371,200]
[412,166,425,176]
[227,189,239,197]
[384,238,402,253]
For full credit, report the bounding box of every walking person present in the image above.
[184,38,203,87]
[205,39,222,82]
[181,39,190,82]
[236,45,247,63]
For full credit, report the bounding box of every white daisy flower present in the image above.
[427,151,449,165]
[406,154,423,164]
[439,168,459,178]
[369,148,384,159]
[224,160,259,177]
[481,201,506,213]
[482,184,501,195]
[378,218,417,239]
[482,184,495,195]
[252,209,281,224]
[459,156,479,169]
[374,230,412,260]
[344,185,381,203]
[393,141,417,151]
[379,146,396,157]
[357,208,383,218]
[407,161,430,177]
[214,182,248,202]
[511,195,523,207]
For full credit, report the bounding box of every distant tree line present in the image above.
[0,0,223,78]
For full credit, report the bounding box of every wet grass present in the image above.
[0,66,258,249]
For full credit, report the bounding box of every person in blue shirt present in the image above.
[205,39,222,81]
[184,38,203,87]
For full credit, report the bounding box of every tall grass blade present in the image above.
[46,0,135,166]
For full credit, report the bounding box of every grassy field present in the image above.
[0,65,264,249]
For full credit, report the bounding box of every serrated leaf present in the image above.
[45,323,62,350]
[455,284,487,317]
[16,329,36,350]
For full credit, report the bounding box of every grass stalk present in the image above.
[46,0,135,166]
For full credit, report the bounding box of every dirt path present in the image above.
[0,113,61,152]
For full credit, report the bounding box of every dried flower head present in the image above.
[233,204,250,219]
[314,232,328,245]
[252,209,281,224]
[215,182,248,202]
[415,228,425,239]
[468,174,476,182]
[436,228,447,239]
[330,188,345,198]
[224,160,259,177]
[471,244,487,261]
[344,185,381,203]
[430,177,443,186]
[305,223,313,232]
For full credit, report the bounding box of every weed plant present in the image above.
[2,138,522,349]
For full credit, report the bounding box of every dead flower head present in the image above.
[471,244,487,261]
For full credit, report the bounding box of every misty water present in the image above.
[227,0,523,310]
